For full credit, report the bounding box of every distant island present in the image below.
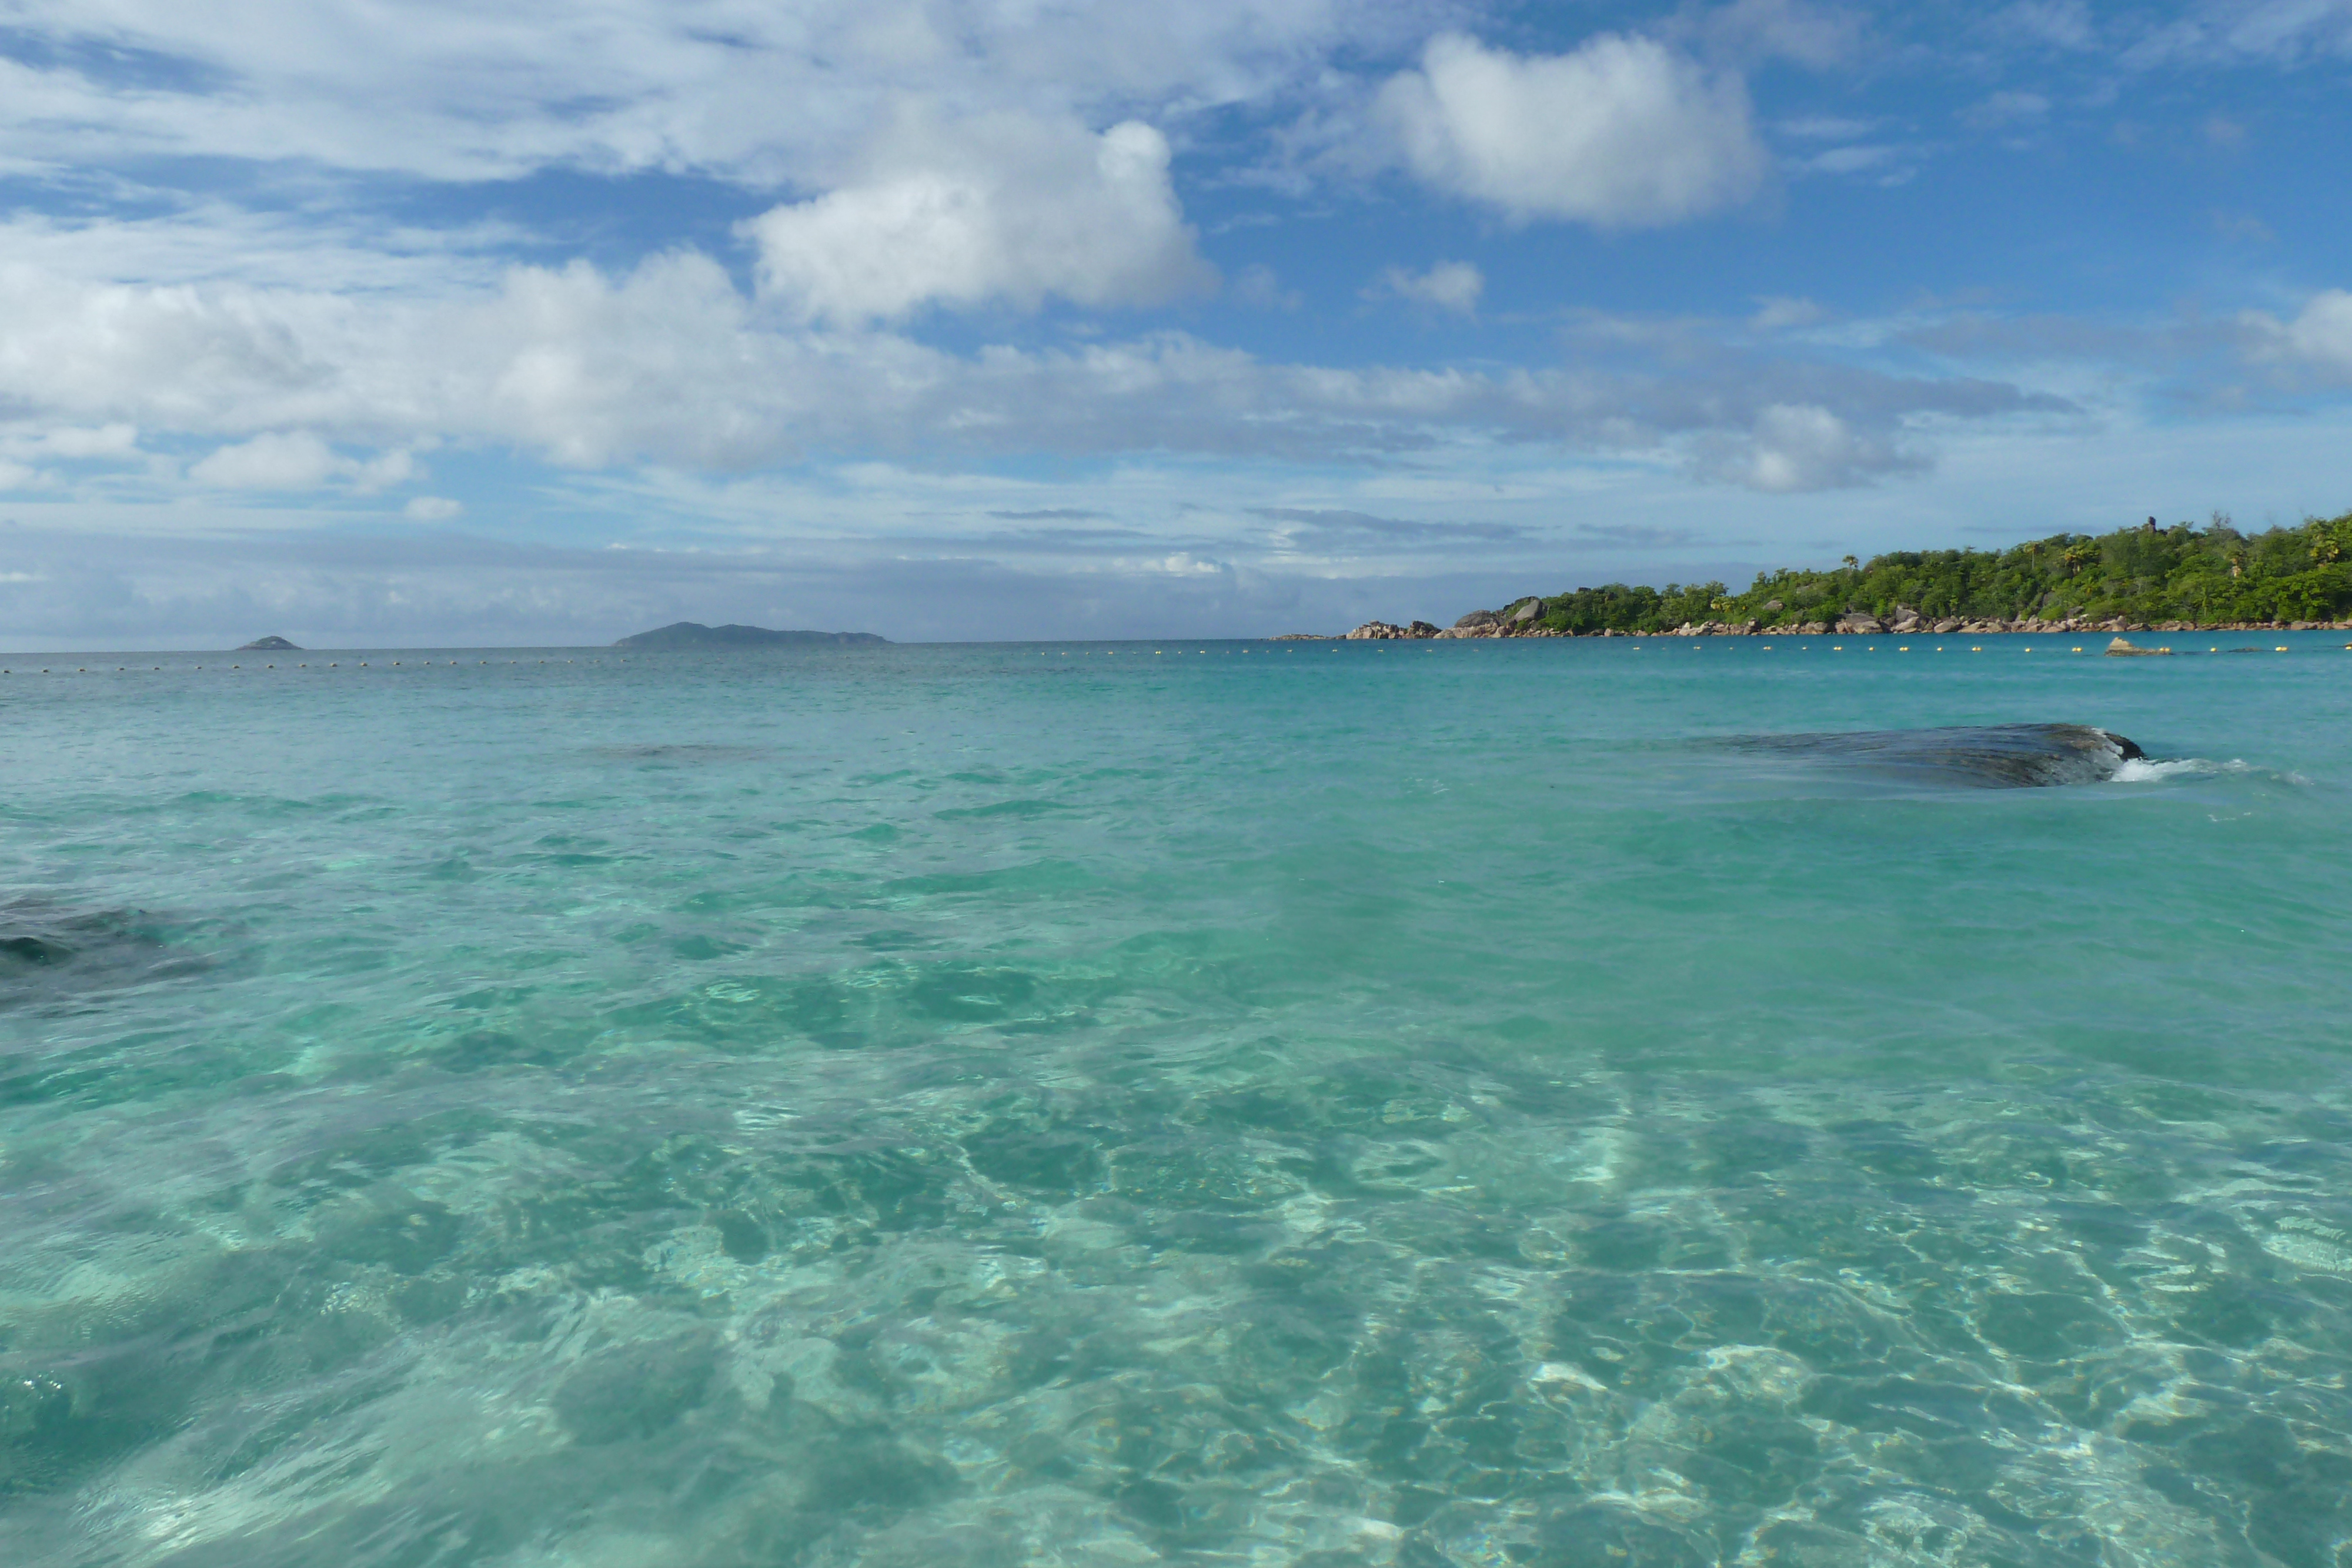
[238,636,300,651]
[1337,509,2352,639]
[614,621,888,649]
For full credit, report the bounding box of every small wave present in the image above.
[2113,757,2226,783]
[2110,757,2306,787]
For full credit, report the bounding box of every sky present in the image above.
[5,0,2352,647]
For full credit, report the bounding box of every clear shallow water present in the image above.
[3,637,2351,1567]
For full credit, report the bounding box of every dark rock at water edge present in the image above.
[614,621,889,649]
[238,635,300,651]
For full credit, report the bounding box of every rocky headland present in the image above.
[1310,510,2352,641]
[1332,604,2352,640]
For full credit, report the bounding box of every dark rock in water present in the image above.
[0,898,206,1005]
[614,621,888,649]
[238,635,300,651]
[1720,724,2146,788]
[2106,637,2171,657]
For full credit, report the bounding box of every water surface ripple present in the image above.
[3,638,2350,1566]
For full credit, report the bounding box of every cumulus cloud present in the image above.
[0,252,2060,496]
[406,495,463,520]
[1694,404,1927,492]
[1377,32,1768,227]
[1364,261,1483,313]
[744,115,1212,322]
[189,431,414,490]
[2255,289,2352,377]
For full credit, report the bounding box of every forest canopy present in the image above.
[1506,511,2352,634]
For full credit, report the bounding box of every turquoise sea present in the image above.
[5,634,2352,1567]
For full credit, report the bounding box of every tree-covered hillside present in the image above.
[1496,511,2352,634]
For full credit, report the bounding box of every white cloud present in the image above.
[0,458,46,490]
[1365,261,1484,313]
[1695,404,1926,492]
[189,431,415,490]
[744,115,1212,322]
[0,254,2057,496]
[189,432,343,489]
[18,423,141,458]
[406,496,464,520]
[1377,32,1768,227]
[2274,289,2352,375]
[0,1,1399,189]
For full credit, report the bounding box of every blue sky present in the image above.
[4,0,2352,647]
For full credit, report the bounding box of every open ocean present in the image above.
[5,634,2352,1567]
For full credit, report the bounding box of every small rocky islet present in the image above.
[614,622,888,648]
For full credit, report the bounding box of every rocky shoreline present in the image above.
[1322,599,2352,640]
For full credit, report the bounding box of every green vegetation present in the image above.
[1509,510,2352,633]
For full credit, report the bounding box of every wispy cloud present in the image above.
[1250,506,1528,543]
